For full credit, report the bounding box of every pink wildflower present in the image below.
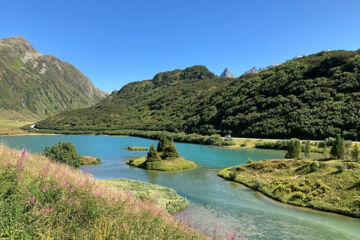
[43,208,54,214]
[231,229,238,240]
[29,197,35,204]
[41,164,50,177]
[52,185,57,189]
[21,149,27,159]
[213,222,218,239]
[70,188,75,193]
[17,160,24,171]
[43,186,49,192]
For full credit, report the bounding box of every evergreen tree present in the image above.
[351,143,360,162]
[157,136,180,159]
[146,143,161,162]
[162,137,180,159]
[304,141,311,158]
[330,134,346,159]
[157,136,170,152]
[285,139,301,159]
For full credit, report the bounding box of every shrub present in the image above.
[285,139,301,159]
[351,143,360,162]
[335,163,346,173]
[310,161,321,172]
[247,158,253,164]
[253,178,264,190]
[44,142,81,168]
[330,134,346,159]
[289,192,306,201]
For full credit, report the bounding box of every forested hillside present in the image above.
[0,36,105,120]
[37,49,360,140]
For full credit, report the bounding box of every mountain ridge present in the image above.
[36,49,360,140]
[0,36,105,120]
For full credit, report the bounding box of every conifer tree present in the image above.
[146,143,161,162]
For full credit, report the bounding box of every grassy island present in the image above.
[127,136,196,171]
[127,146,149,151]
[219,158,360,218]
[100,178,189,213]
[80,155,101,165]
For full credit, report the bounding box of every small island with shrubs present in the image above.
[127,146,149,151]
[127,136,196,171]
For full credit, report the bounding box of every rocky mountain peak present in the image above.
[220,68,236,78]
[0,36,35,53]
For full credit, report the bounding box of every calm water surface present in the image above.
[1,135,360,240]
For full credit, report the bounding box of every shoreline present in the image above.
[218,159,360,219]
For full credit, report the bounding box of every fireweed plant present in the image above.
[0,145,244,239]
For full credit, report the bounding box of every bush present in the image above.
[247,158,253,164]
[253,178,264,190]
[285,139,301,159]
[289,192,306,201]
[335,163,346,173]
[310,161,321,172]
[44,142,81,168]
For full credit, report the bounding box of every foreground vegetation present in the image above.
[219,159,360,218]
[101,178,189,213]
[0,145,202,239]
[37,50,360,140]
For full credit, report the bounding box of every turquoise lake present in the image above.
[1,135,360,240]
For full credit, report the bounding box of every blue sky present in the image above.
[1,0,360,91]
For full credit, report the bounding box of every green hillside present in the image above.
[0,36,105,120]
[37,49,360,140]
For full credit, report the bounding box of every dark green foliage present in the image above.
[310,160,321,172]
[146,143,162,162]
[285,139,301,159]
[304,141,311,158]
[37,50,360,140]
[330,134,346,159]
[157,136,170,152]
[44,142,81,168]
[351,143,360,162]
[335,163,346,173]
[157,137,180,159]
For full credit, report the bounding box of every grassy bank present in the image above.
[218,159,360,218]
[23,125,234,147]
[127,156,196,171]
[0,145,202,239]
[0,119,34,135]
[101,178,189,213]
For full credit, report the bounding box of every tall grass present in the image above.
[0,145,203,239]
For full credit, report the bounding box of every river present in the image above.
[1,135,359,240]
